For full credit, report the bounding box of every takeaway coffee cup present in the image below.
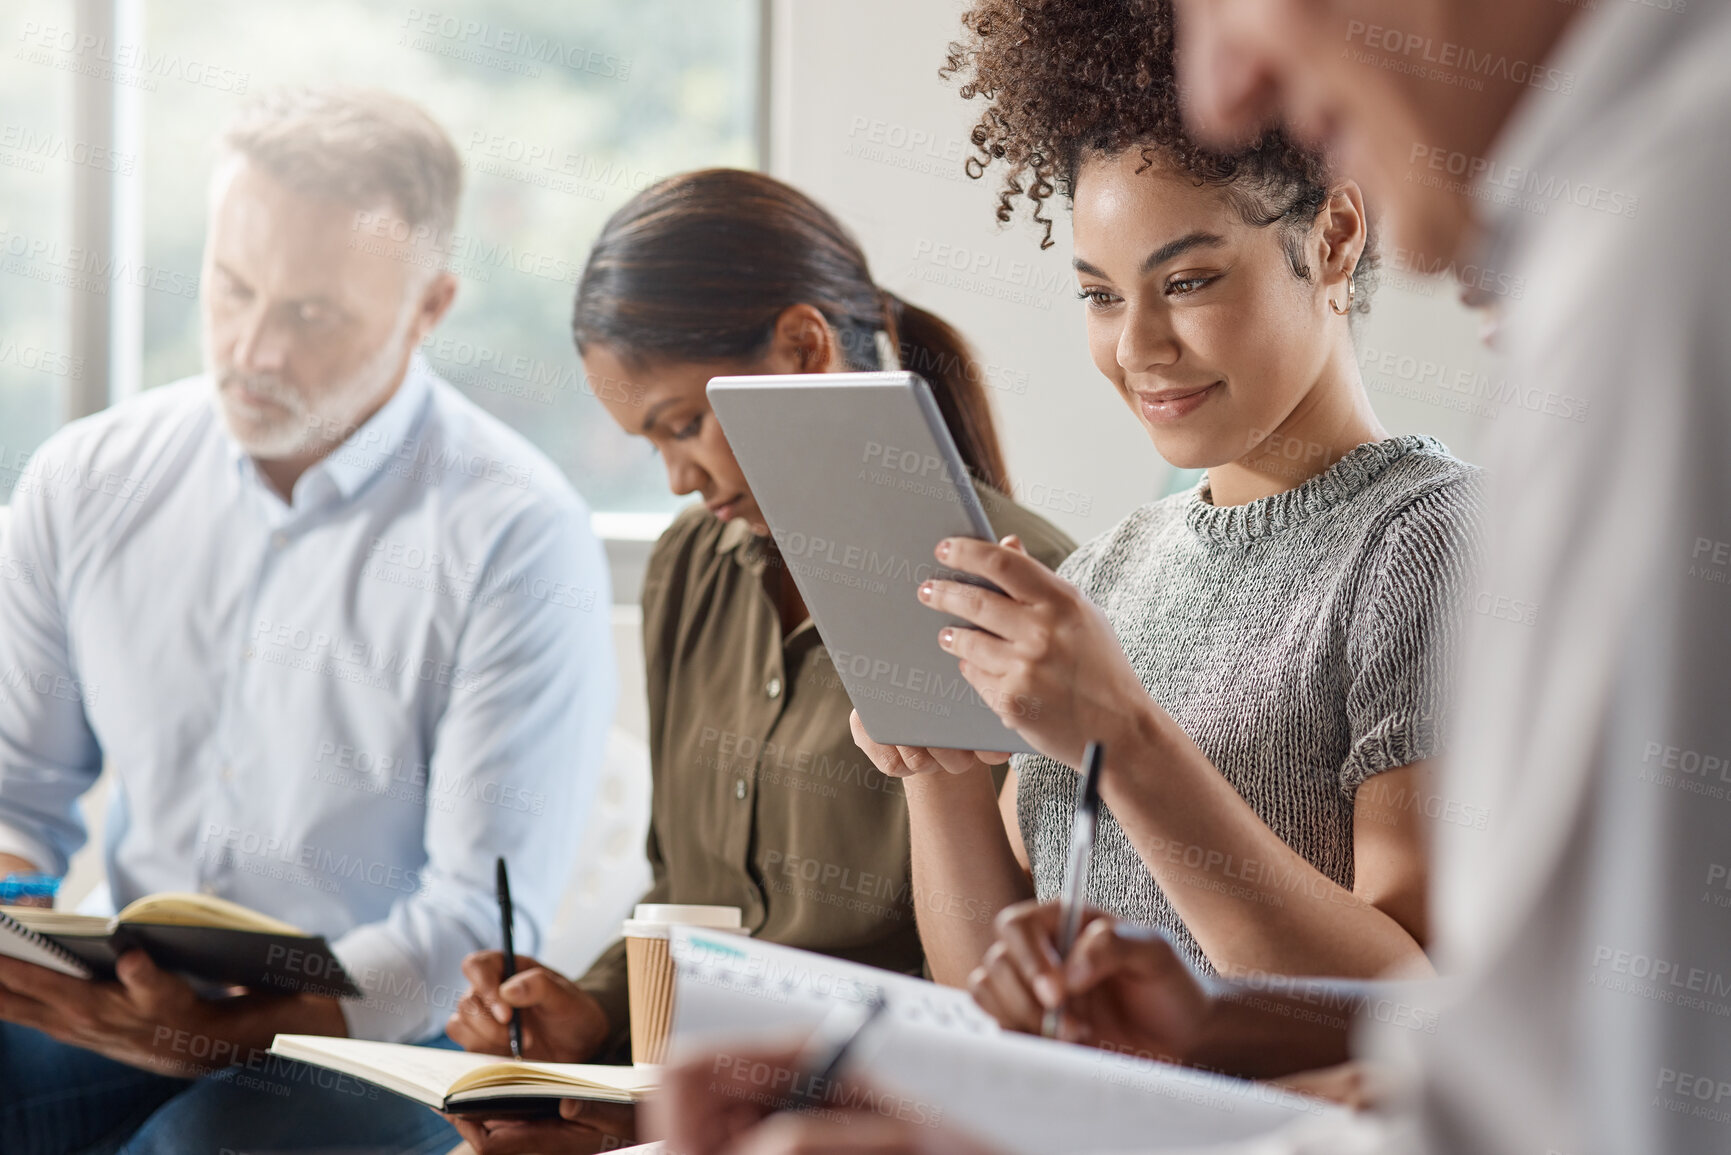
[624,903,744,1065]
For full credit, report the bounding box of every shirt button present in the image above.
[242,645,256,659]
[200,883,217,895]
[220,766,235,782]
[734,779,747,800]
[271,532,288,549]
[765,677,782,699]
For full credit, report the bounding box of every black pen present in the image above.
[780,992,887,1113]
[495,855,523,1059]
[1043,741,1104,1039]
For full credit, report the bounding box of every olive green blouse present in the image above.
[575,486,1075,1058]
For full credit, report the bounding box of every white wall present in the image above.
[768,0,1505,542]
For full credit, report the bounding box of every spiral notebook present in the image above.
[0,907,93,977]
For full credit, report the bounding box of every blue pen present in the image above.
[0,873,59,904]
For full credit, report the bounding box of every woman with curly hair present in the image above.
[852,0,1482,1017]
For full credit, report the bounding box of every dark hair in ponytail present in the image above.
[572,168,1011,493]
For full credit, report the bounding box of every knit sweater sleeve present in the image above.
[1338,475,1484,797]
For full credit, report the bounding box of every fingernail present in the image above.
[1035,975,1063,1007]
[935,539,952,560]
[938,627,954,648]
[918,581,935,602]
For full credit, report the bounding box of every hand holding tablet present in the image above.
[707,371,1037,753]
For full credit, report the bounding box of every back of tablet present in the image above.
[707,371,1034,754]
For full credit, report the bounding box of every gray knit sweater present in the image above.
[1017,435,1481,975]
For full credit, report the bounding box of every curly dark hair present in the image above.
[942,0,1377,314]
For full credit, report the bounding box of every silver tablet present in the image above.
[707,371,1034,754]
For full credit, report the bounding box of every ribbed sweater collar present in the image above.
[1185,435,1445,545]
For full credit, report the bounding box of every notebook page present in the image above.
[856,1018,1344,1155]
[270,1035,503,1107]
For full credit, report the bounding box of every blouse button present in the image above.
[734,778,748,800]
[765,677,782,699]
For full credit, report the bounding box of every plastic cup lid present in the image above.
[622,903,744,939]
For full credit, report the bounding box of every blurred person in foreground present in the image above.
[656,0,1731,1151]
[0,87,614,1154]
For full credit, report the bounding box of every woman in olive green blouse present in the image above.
[440,167,1072,1154]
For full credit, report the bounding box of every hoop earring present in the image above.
[1330,277,1356,316]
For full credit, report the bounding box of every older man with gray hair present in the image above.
[0,87,614,1153]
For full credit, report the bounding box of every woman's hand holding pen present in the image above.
[444,953,630,1153]
[447,950,610,1063]
[971,900,1212,1063]
[919,535,1158,770]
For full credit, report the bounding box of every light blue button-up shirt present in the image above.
[0,356,615,1042]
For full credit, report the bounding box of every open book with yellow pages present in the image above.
[0,892,358,997]
[269,1035,660,1115]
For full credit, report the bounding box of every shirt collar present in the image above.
[716,515,762,562]
[225,353,433,509]
[309,354,432,500]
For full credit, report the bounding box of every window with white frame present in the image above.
[1,0,763,542]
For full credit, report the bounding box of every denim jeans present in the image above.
[0,1022,460,1155]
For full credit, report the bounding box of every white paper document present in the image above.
[667,928,1343,1155]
